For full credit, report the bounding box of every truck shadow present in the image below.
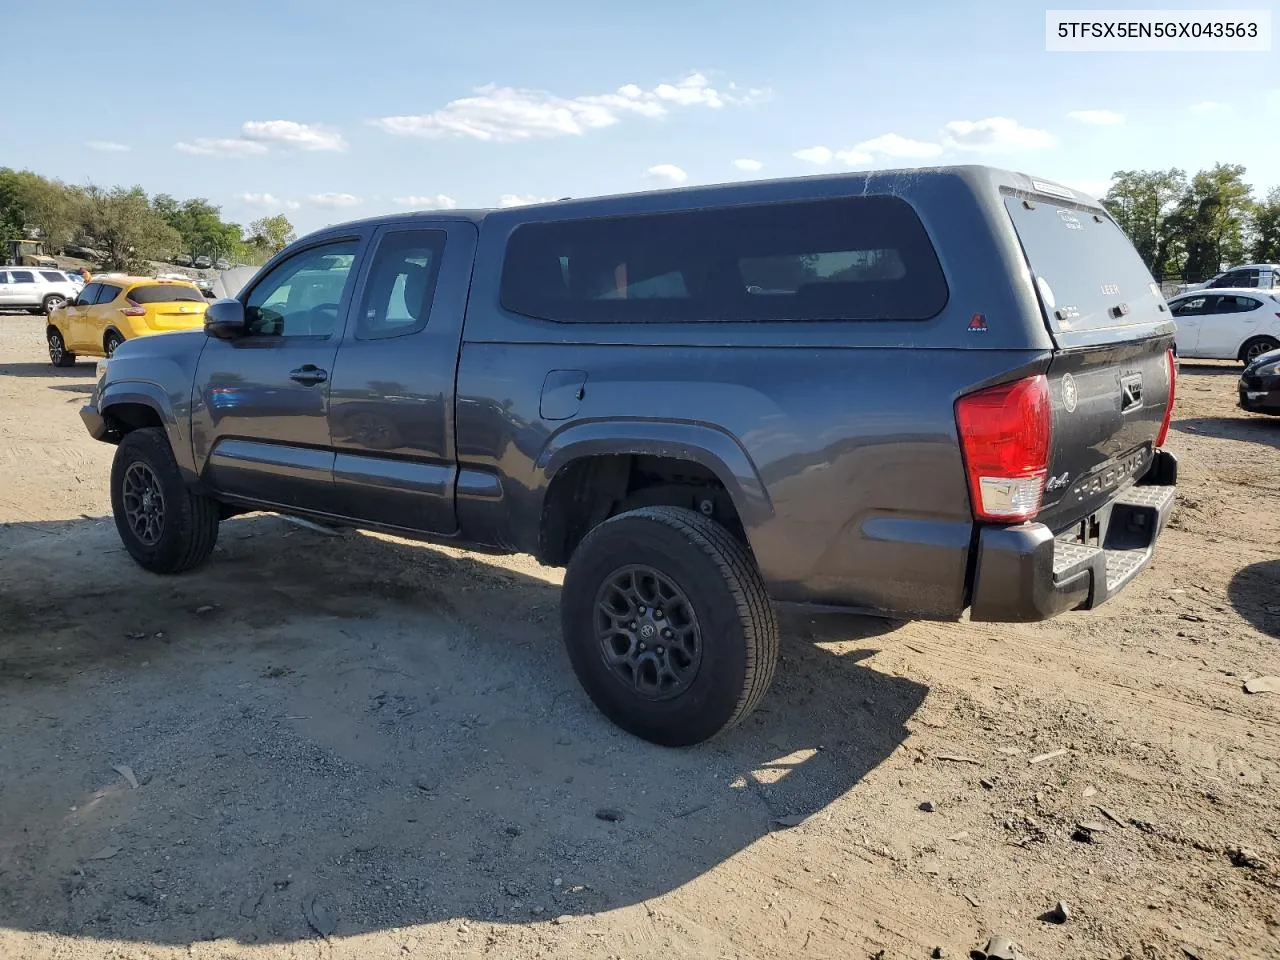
[1174,361,1242,377]
[1227,558,1280,638]
[1177,416,1280,450]
[0,514,921,946]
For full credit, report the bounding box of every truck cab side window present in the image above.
[243,241,359,338]
[355,230,446,340]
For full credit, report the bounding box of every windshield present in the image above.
[128,284,204,304]
[1004,195,1164,336]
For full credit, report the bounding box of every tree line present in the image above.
[0,168,297,271]
[6,162,1279,281]
[1102,164,1280,281]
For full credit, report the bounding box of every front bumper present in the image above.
[1239,373,1280,414]
[80,399,109,441]
[969,449,1177,622]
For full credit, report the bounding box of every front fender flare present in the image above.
[99,380,196,477]
[536,418,774,530]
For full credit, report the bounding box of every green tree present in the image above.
[80,185,183,270]
[1250,186,1280,263]
[0,168,26,242]
[1102,169,1186,277]
[1165,163,1254,281]
[249,214,296,254]
[0,169,81,252]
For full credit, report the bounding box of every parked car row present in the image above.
[168,254,233,271]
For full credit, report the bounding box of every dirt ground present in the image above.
[0,313,1276,960]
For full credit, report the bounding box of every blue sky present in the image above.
[7,0,1278,234]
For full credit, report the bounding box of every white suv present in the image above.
[0,268,80,314]
[1187,264,1280,292]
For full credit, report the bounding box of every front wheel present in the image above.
[42,294,67,315]
[47,328,75,367]
[560,506,779,746]
[110,427,220,574]
[1241,336,1280,365]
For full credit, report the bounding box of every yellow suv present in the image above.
[47,276,208,366]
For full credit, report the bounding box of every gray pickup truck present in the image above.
[81,165,1178,746]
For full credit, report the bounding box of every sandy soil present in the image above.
[1,313,1277,960]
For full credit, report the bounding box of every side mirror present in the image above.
[205,298,248,339]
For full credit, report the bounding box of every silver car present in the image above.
[0,268,80,314]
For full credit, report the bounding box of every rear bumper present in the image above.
[969,449,1177,622]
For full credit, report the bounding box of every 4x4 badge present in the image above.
[1061,373,1078,412]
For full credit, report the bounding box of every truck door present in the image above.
[327,221,478,534]
[191,234,367,513]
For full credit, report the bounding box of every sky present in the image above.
[5,0,1278,234]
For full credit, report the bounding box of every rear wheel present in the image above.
[104,330,125,357]
[47,328,75,367]
[110,427,220,574]
[560,506,779,746]
[1241,336,1280,365]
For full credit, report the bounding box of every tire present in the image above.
[1240,336,1280,365]
[104,330,125,357]
[110,427,220,574]
[560,505,779,746]
[42,294,67,315]
[47,328,75,367]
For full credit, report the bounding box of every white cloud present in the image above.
[847,133,944,162]
[498,194,553,207]
[239,192,284,207]
[1067,109,1125,125]
[645,164,688,184]
[733,158,763,171]
[391,194,458,209]
[286,200,301,210]
[86,140,130,153]
[175,137,268,157]
[241,120,347,152]
[307,192,362,208]
[941,117,1055,153]
[653,73,725,107]
[793,146,834,165]
[1061,178,1113,199]
[1189,100,1228,114]
[372,72,760,142]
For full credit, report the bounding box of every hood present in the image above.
[1244,346,1280,372]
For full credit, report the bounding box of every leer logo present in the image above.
[968,313,988,332]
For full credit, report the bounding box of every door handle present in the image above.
[289,365,328,385]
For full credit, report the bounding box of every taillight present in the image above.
[122,299,145,317]
[955,374,1051,523]
[1155,348,1176,448]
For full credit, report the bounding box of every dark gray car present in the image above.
[82,165,1178,746]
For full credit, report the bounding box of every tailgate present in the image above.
[1003,192,1176,532]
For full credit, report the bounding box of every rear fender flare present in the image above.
[536,419,774,530]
